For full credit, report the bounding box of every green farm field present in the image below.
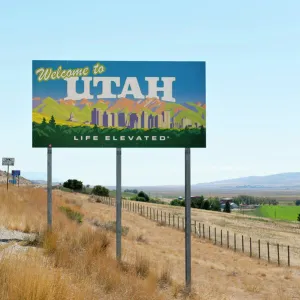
[244,205,300,221]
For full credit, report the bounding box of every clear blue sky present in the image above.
[0,0,299,186]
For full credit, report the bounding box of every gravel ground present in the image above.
[0,227,37,258]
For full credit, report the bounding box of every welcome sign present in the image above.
[32,60,206,148]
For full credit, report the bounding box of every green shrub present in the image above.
[59,206,84,223]
[137,191,149,202]
[170,199,185,206]
[92,185,109,197]
[136,196,147,202]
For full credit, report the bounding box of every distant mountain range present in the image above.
[106,172,300,192]
[16,171,300,191]
[196,172,300,188]
[32,97,206,125]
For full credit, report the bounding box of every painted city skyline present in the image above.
[90,107,203,129]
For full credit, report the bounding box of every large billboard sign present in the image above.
[32,61,206,148]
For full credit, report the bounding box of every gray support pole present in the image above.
[116,148,122,261]
[47,145,52,231]
[6,165,9,190]
[185,148,191,292]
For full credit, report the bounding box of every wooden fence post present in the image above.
[221,230,223,246]
[182,218,184,230]
[277,244,280,266]
[178,216,179,229]
[147,207,148,218]
[258,240,260,259]
[234,233,236,251]
[150,208,152,219]
[161,210,162,222]
[173,215,175,227]
[203,224,205,239]
[195,221,197,234]
[199,223,201,238]
[169,213,170,225]
[288,246,290,267]
[250,237,252,257]
[164,211,166,223]
[214,227,216,244]
[209,226,211,240]
[156,210,158,221]
[267,242,270,262]
[227,231,229,248]
[242,235,244,253]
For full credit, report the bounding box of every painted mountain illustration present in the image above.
[32,97,206,126]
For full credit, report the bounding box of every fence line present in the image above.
[95,196,295,267]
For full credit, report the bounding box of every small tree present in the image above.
[49,115,56,127]
[295,200,300,206]
[210,197,221,211]
[137,191,149,202]
[297,213,300,223]
[41,117,47,126]
[223,201,231,213]
[202,200,210,210]
[63,179,83,191]
[191,196,204,209]
[92,185,109,197]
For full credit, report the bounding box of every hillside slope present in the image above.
[0,170,32,185]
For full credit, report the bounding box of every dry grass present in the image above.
[80,195,300,300]
[0,252,90,300]
[121,199,300,266]
[0,185,171,300]
[2,185,300,300]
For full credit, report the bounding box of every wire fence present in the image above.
[93,196,300,267]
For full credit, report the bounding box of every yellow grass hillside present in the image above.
[1,185,300,300]
[0,185,172,300]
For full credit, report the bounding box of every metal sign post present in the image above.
[47,145,52,231]
[2,158,15,190]
[185,148,191,293]
[116,148,122,261]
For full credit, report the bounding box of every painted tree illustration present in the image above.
[49,115,56,127]
[41,117,47,126]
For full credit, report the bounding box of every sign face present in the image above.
[12,170,20,176]
[32,60,206,148]
[9,179,17,184]
[2,158,15,166]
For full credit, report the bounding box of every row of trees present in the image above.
[232,195,278,206]
[62,179,109,196]
[170,196,231,213]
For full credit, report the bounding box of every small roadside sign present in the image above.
[2,158,15,166]
[12,170,20,176]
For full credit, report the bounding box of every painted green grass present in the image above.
[32,122,206,148]
[247,206,300,221]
